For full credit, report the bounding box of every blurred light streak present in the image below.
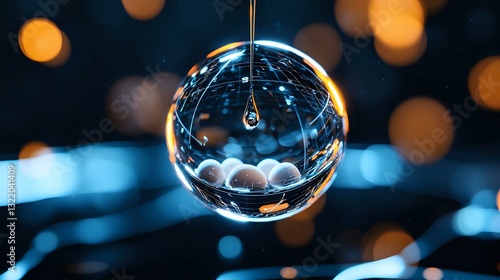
[0,139,498,279]
[218,265,500,280]
[334,255,406,280]
[18,18,63,62]
[0,143,180,206]
[3,144,498,207]
[0,187,211,280]
[360,144,403,186]
[18,141,54,177]
[34,231,58,253]
[293,23,342,72]
[334,207,500,280]
[335,148,375,188]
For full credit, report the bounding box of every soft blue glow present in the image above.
[470,189,496,208]
[279,86,285,91]
[360,145,402,186]
[82,156,137,193]
[0,154,77,205]
[75,218,112,244]
[34,231,58,253]
[333,256,406,280]
[218,236,243,259]
[450,165,489,203]
[453,206,486,236]
[335,148,373,189]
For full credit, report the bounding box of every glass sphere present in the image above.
[166,41,348,222]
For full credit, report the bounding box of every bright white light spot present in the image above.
[334,255,406,280]
[453,206,486,236]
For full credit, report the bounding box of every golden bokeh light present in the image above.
[132,72,182,136]
[368,0,426,66]
[420,0,448,15]
[195,127,230,147]
[468,56,500,111]
[374,30,427,67]
[121,0,165,21]
[280,267,298,279]
[389,97,454,165]
[362,223,411,261]
[293,23,342,72]
[107,73,182,136]
[334,0,371,37]
[496,189,500,211]
[369,0,425,30]
[19,141,54,177]
[19,18,63,62]
[423,267,444,280]
[19,141,50,160]
[373,15,424,49]
[44,31,71,67]
[275,218,314,248]
[372,229,415,260]
[106,76,145,136]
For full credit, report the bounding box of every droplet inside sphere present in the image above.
[196,159,225,185]
[221,157,244,177]
[227,164,268,190]
[268,162,301,188]
[166,41,348,222]
[257,158,280,178]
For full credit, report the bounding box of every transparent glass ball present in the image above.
[166,41,348,222]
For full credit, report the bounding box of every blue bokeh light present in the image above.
[218,235,243,259]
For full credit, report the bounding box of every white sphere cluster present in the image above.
[195,157,301,190]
